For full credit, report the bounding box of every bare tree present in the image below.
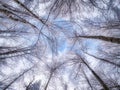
[0,0,120,90]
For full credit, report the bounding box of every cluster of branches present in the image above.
[0,0,120,90]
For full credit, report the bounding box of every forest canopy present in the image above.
[0,0,120,90]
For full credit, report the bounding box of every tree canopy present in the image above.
[0,0,120,90]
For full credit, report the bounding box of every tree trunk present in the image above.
[80,57,109,90]
[76,35,120,44]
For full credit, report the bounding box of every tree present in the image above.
[0,0,120,90]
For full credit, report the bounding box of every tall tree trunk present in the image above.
[3,67,33,90]
[13,0,46,25]
[80,57,109,90]
[44,72,53,90]
[76,35,120,44]
[82,69,94,90]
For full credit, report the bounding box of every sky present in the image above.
[0,0,119,90]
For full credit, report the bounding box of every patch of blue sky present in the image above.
[84,39,99,54]
[52,18,74,52]
[58,38,67,52]
[33,15,74,52]
[53,18,74,31]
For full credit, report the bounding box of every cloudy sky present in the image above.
[0,0,120,90]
